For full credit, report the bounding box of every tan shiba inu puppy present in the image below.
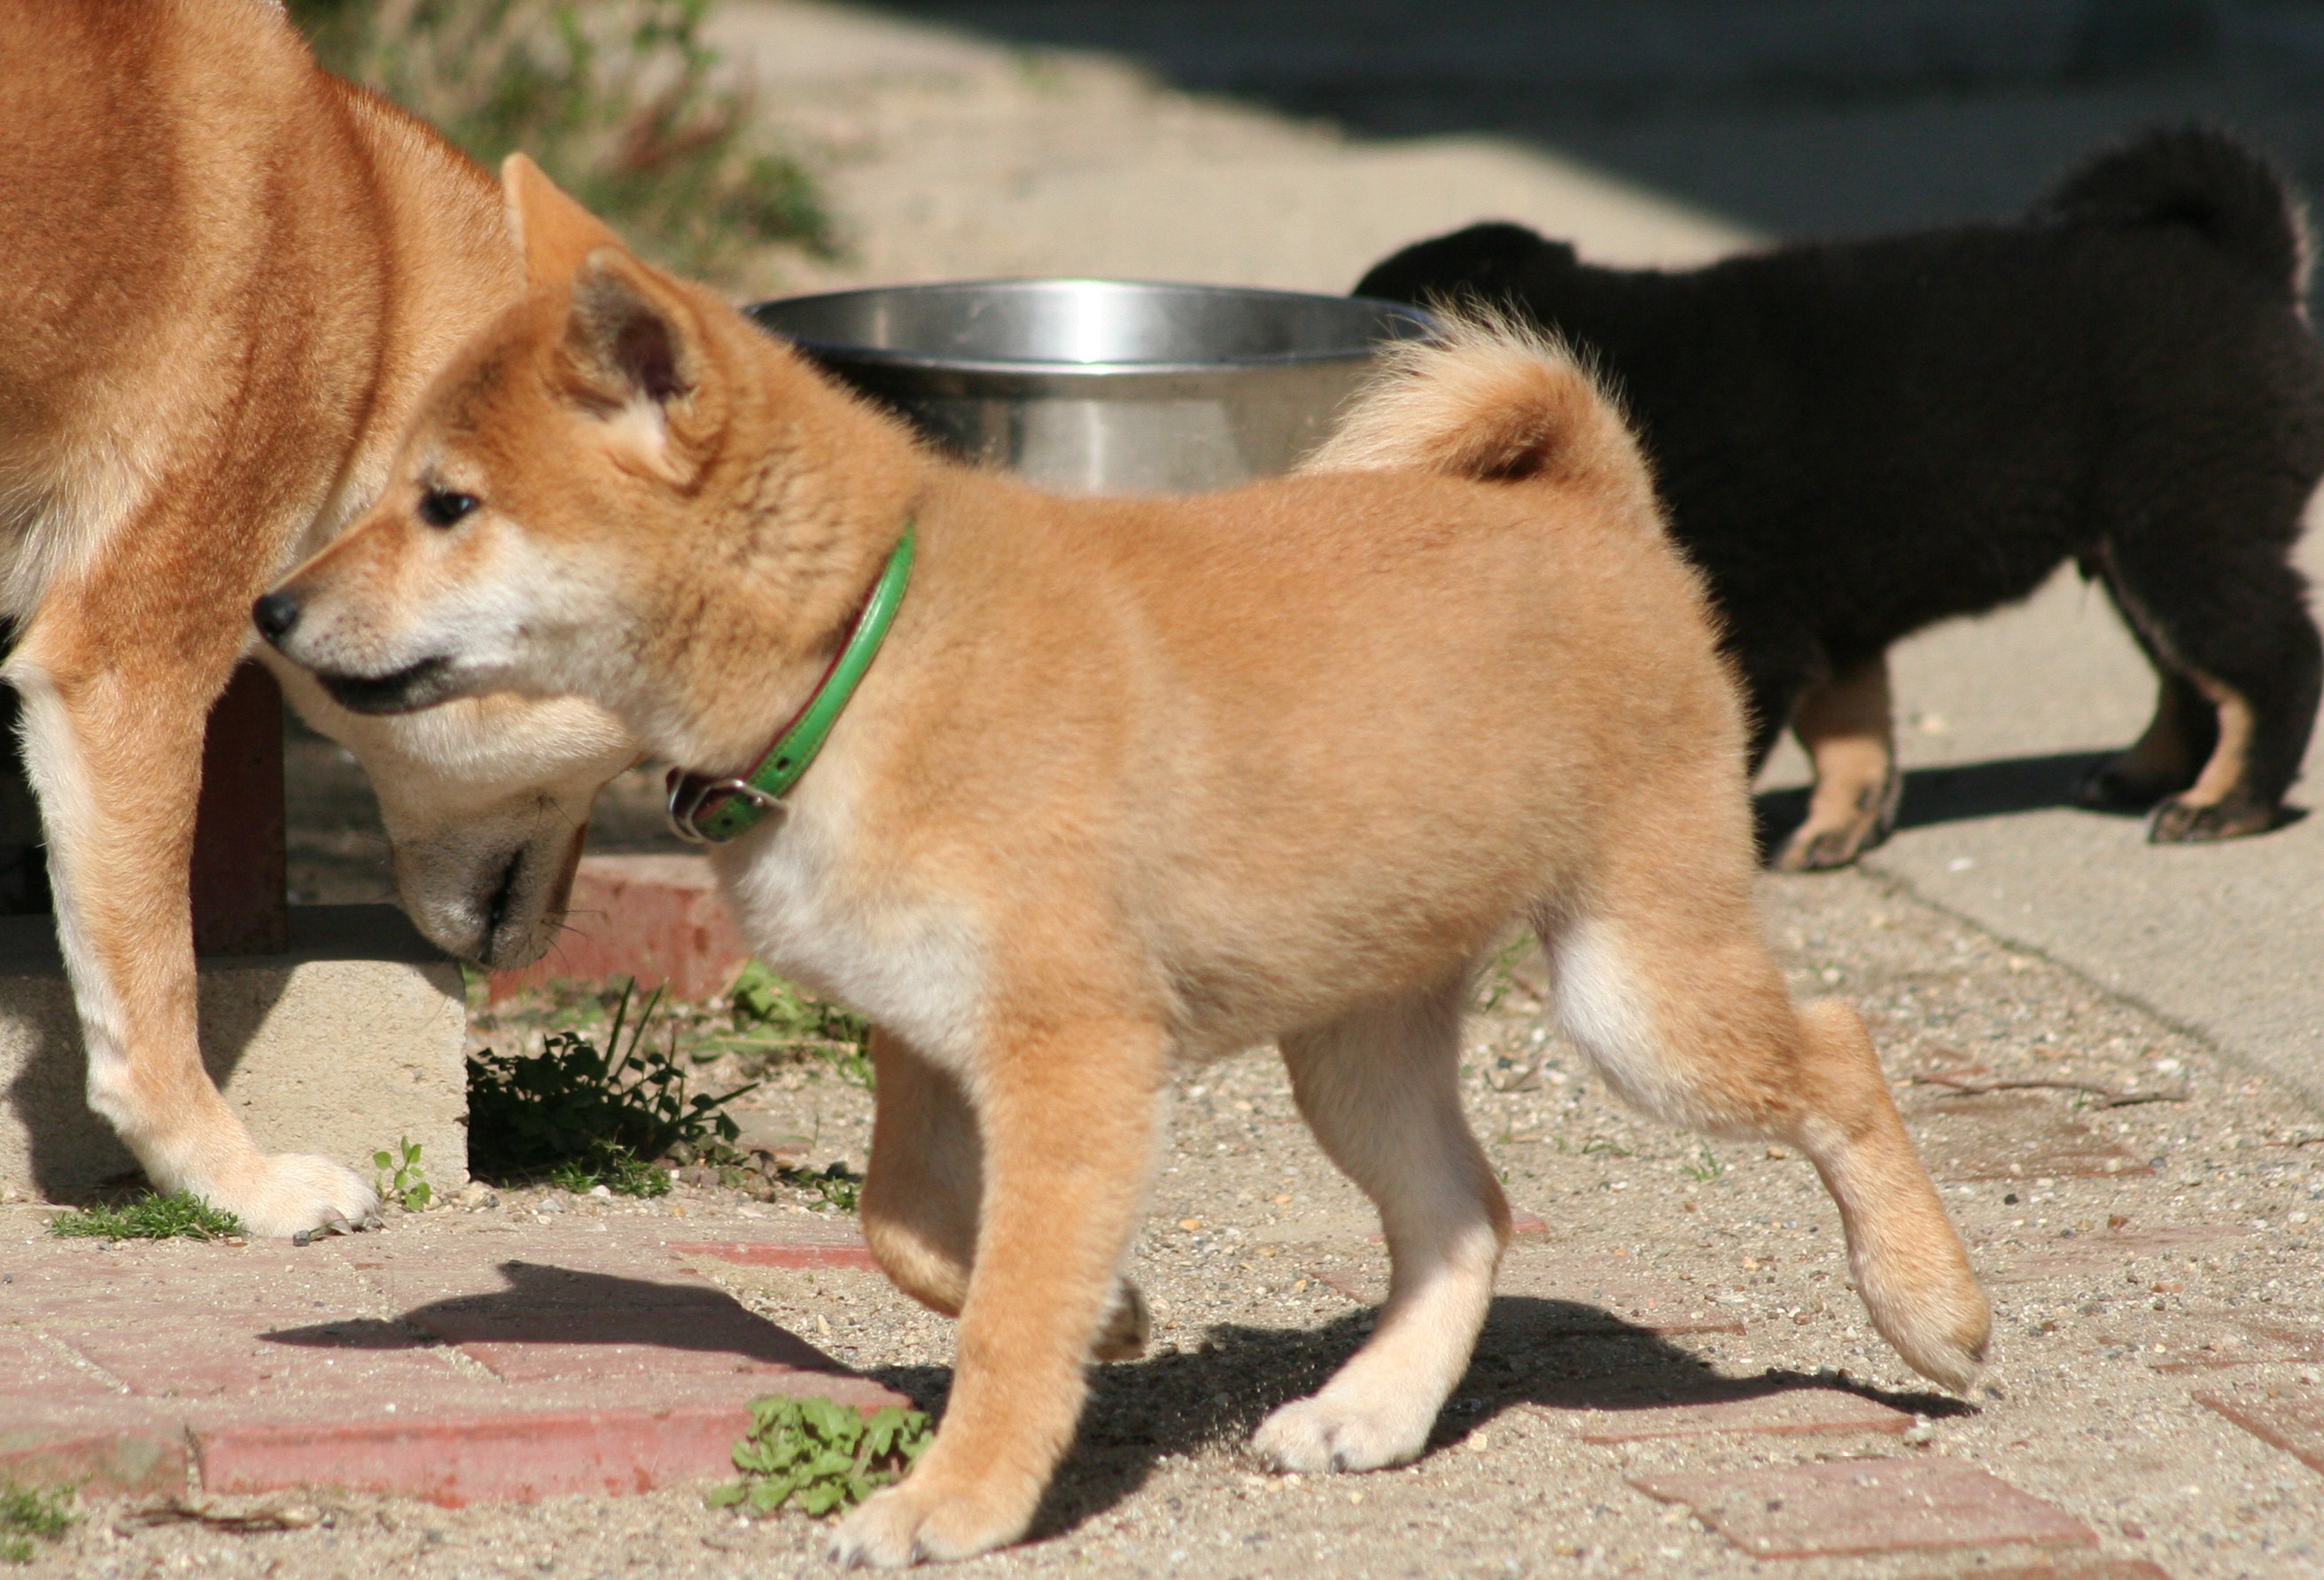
[2,0,637,1236]
[260,160,1989,1567]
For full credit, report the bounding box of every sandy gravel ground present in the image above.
[22,865,2324,1577]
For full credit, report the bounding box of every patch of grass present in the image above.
[48,1192,244,1242]
[0,1480,73,1565]
[725,961,874,1089]
[766,1158,863,1214]
[1680,1143,1726,1183]
[467,981,757,1184]
[548,1145,672,1199]
[290,0,833,288]
[708,1397,930,1518]
[373,1136,433,1211]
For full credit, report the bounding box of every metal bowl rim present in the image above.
[744,278,1437,378]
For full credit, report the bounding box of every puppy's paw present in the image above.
[1092,1280,1149,1362]
[1252,1391,1433,1474]
[1853,1241,1992,1394]
[1774,772,1899,873]
[2149,791,2276,844]
[206,1154,379,1240]
[1773,822,1870,872]
[828,1478,1028,1568]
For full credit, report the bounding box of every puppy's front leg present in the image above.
[862,1031,1151,1361]
[833,1016,1164,1568]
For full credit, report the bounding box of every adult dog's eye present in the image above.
[418,489,478,528]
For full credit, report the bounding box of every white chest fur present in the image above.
[706,771,986,1071]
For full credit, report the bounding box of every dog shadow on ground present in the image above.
[258,1260,850,1373]
[1754,749,2132,861]
[869,1295,1973,1542]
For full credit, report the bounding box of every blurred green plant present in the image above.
[727,961,874,1088]
[289,0,832,284]
[548,1144,673,1198]
[48,1192,244,1242]
[708,1397,931,1517]
[467,981,756,1181]
[1679,1143,1725,1183]
[0,1480,73,1565]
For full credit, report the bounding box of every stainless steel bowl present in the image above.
[745,279,1436,494]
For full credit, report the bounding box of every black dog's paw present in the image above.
[2148,790,2277,843]
[1776,823,1873,872]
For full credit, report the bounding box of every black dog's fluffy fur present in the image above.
[1358,126,2324,856]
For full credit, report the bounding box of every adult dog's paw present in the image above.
[1251,1391,1432,1475]
[828,1479,1027,1568]
[206,1153,379,1239]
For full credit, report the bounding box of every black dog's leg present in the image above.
[2093,539,2321,840]
[2077,663,2216,812]
[1775,653,1902,871]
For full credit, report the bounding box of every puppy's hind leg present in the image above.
[2077,668,2215,813]
[1254,973,1509,1473]
[2095,528,2322,841]
[1773,653,1900,872]
[1545,879,1987,1390]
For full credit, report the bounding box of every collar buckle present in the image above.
[665,772,783,845]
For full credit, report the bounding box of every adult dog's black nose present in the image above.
[251,591,300,643]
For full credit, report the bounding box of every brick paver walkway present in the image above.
[0,1218,900,1506]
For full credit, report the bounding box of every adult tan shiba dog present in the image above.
[0,0,635,1234]
[261,160,1990,1565]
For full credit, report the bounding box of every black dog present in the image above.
[1358,126,2324,868]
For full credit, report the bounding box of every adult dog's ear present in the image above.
[502,153,621,288]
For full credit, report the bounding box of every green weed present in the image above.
[0,1480,73,1565]
[290,0,832,288]
[1680,1144,1726,1183]
[467,982,757,1183]
[769,1159,863,1214]
[373,1136,433,1211]
[1471,932,1540,1016]
[726,961,874,1089]
[548,1145,672,1199]
[708,1397,931,1518]
[48,1192,244,1242]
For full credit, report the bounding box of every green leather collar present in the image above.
[664,525,915,844]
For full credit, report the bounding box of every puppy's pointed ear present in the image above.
[564,252,703,479]
[502,153,621,288]
[569,252,695,408]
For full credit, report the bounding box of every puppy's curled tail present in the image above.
[1303,310,1659,528]
[2041,123,2310,300]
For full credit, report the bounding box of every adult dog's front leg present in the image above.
[8,631,374,1236]
[833,1016,1164,1568]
